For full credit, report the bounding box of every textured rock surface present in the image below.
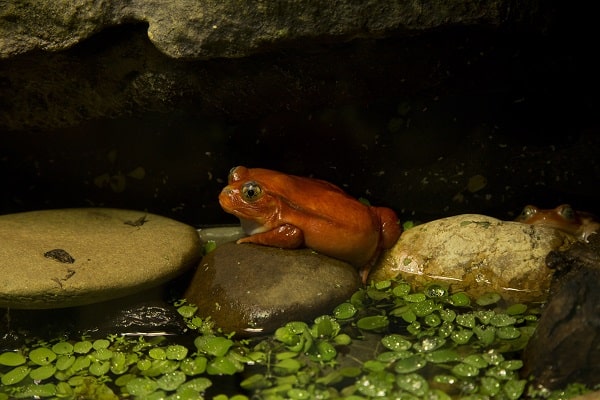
[0,0,547,59]
[185,241,361,336]
[522,234,600,390]
[370,214,576,303]
[0,208,201,309]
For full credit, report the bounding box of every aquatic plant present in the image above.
[0,279,593,399]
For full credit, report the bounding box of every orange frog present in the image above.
[515,204,599,242]
[219,166,401,282]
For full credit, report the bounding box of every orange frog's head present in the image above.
[516,204,579,228]
[218,166,280,234]
[516,204,599,241]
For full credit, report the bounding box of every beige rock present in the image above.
[369,214,575,303]
[0,208,201,309]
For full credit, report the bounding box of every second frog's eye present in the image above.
[557,204,576,220]
[517,205,537,220]
[242,181,263,202]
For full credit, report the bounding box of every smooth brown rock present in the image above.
[0,208,201,309]
[185,241,360,336]
[370,214,575,303]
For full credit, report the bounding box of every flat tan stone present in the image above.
[0,208,201,309]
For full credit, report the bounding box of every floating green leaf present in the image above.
[93,339,111,350]
[166,344,188,360]
[394,354,426,373]
[396,373,429,396]
[126,377,159,396]
[55,354,76,371]
[179,377,212,393]
[490,314,517,327]
[404,293,427,303]
[503,378,527,399]
[1,365,31,385]
[0,351,26,366]
[333,302,357,319]
[425,349,459,363]
[357,315,389,331]
[179,356,207,376]
[381,334,412,351]
[52,341,74,355]
[73,340,93,354]
[149,348,166,360]
[156,370,186,391]
[28,347,57,365]
[462,354,488,369]
[455,313,476,328]
[506,303,527,315]
[411,298,437,316]
[392,283,411,297]
[414,336,446,352]
[449,292,471,306]
[424,312,441,327]
[273,358,302,375]
[452,362,480,377]
[194,336,233,357]
[206,356,239,375]
[480,376,501,396]
[333,333,352,346]
[497,326,521,339]
[89,360,111,376]
[177,304,198,318]
[473,325,496,345]
[475,292,501,306]
[29,364,56,380]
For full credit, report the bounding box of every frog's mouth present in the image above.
[239,218,270,235]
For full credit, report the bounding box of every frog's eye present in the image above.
[557,204,576,220]
[242,181,263,202]
[517,205,537,221]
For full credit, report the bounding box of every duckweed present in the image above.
[0,280,590,399]
[0,352,26,367]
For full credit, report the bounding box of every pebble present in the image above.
[369,214,576,303]
[185,241,361,336]
[0,208,202,309]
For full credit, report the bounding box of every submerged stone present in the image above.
[0,286,188,350]
[0,208,201,309]
[370,214,575,303]
[185,241,360,337]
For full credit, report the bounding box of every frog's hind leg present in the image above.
[359,251,381,285]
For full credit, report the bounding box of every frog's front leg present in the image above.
[237,224,304,248]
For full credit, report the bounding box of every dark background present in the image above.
[1,10,598,227]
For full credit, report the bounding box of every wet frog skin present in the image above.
[219,166,401,282]
[516,204,599,242]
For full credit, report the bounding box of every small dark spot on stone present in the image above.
[64,269,76,280]
[44,249,75,264]
[124,214,148,227]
